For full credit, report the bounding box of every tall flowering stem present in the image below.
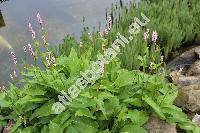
[10,52,17,65]
[27,44,35,56]
[28,22,36,40]
[108,16,112,30]
[37,13,43,25]
[37,12,48,48]
[27,43,37,65]
[144,29,149,42]
[103,29,109,36]
[28,22,39,65]
[152,30,158,43]
[45,52,56,67]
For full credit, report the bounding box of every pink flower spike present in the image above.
[10,52,15,56]
[23,46,27,53]
[10,74,14,80]
[30,51,35,56]
[108,16,112,30]
[144,29,149,41]
[27,44,34,57]
[37,12,43,24]
[31,31,36,40]
[152,30,158,43]
[10,51,17,65]
[13,70,17,77]
[28,22,36,40]
[27,44,32,50]
[28,22,33,32]
[104,29,108,35]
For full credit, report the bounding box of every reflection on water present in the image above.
[0,10,5,28]
[0,0,126,85]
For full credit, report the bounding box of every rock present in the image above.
[195,47,200,59]
[192,114,200,127]
[144,115,177,133]
[169,69,182,84]
[169,73,200,88]
[175,84,200,112]
[2,120,14,133]
[177,76,200,88]
[167,46,200,70]
[167,46,200,71]
[186,60,200,76]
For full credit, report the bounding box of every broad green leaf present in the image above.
[64,125,79,133]
[117,106,128,121]
[158,85,178,105]
[193,126,200,133]
[23,86,46,96]
[68,48,81,77]
[10,119,22,133]
[49,121,63,133]
[16,126,36,133]
[100,80,117,93]
[71,97,96,109]
[41,125,50,133]
[178,122,195,131]
[142,95,166,120]
[75,108,96,119]
[61,118,73,130]
[52,110,71,125]
[161,105,188,123]
[0,93,10,107]
[104,97,120,116]
[0,120,7,127]
[35,115,55,126]
[30,99,55,120]
[126,110,148,126]
[94,97,107,119]
[114,69,134,88]
[16,95,48,105]
[123,98,142,107]
[72,117,98,133]
[98,91,114,100]
[121,124,147,133]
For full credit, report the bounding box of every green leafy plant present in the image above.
[0,48,199,132]
[59,0,200,70]
[0,0,200,132]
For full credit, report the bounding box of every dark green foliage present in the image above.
[0,0,200,132]
[0,49,199,132]
[59,0,200,70]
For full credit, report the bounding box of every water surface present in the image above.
[0,0,122,84]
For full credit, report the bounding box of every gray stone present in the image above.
[2,120,14,133]
[192,114,200,127]
[175,84,200,112]
[186,60,200,76]
[195,47,200,59]
[167,46,200,71]
[144,115,177,133]
[177,76,200,88]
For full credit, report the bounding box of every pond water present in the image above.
[0,0,124,85]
